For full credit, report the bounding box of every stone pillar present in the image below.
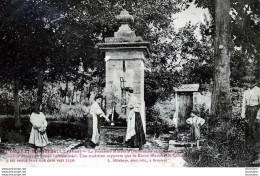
[97,9,149,133]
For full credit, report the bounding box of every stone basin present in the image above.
[99,126,127,148]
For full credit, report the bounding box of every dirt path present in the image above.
[0,135,187,167]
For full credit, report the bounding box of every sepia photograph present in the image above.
[0,0,259,171]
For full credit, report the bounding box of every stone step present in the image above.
[168,139,205,150]
[169,140,196,148]
[95,145,139,150]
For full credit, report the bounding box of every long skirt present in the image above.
[87,114,103,144]
[86,113,93,140]
[245,105,260,155]
[126,112,146,148]
[29,127,49,147]
[91,114,100,144]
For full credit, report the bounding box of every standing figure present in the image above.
[241,78,260,164]
[123,87,146,148]
[186,111,205,142]
[90,94,110,147]
[29,103,49,158]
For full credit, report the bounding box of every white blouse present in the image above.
[90,102,105,117]
[128,94,140,112]
[241,86,260,118]
[30,112,47,131]
[186,115,205,126]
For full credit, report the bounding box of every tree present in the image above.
[53,0,189,101]
[195,0,260,85]
[144,19,214,105]
[0,0,217,117]
[231,0,260,83]
[209,0,260,117]
[211,0,232,119]
[50,0,213,106]
[0,0,62,127]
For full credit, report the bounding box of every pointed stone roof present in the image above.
[174,84,200,92]
[97,9,150,55]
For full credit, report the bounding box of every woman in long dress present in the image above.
[123,87,146,148]
[90,94,110,147]
[29,104,49,157]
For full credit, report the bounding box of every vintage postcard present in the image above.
[0,0,259,173]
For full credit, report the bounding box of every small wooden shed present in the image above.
[174,84,200,127]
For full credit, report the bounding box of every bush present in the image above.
[7,132,26,144]
[56,104,90,123]
[47,121,88,139]
[0,117,31,143]
[185,116,254,167]
[0,116,90,142]
[146,108,175,137]
[153,98,176,126]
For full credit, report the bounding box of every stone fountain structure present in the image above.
[97,9,149,149]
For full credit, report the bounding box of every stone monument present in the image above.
[97,9,149,148]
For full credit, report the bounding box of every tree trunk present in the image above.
[256,57,260,83]
[211,0,232,119]
[13,78,21,129]
[37,69,44,107]
[64,79,68,103]
[71,88,74,104]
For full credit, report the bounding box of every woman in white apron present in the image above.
[123,87,146,148]
[90,94,110,146]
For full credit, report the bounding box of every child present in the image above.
[186,111,205,142]
[29,103,49,158]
